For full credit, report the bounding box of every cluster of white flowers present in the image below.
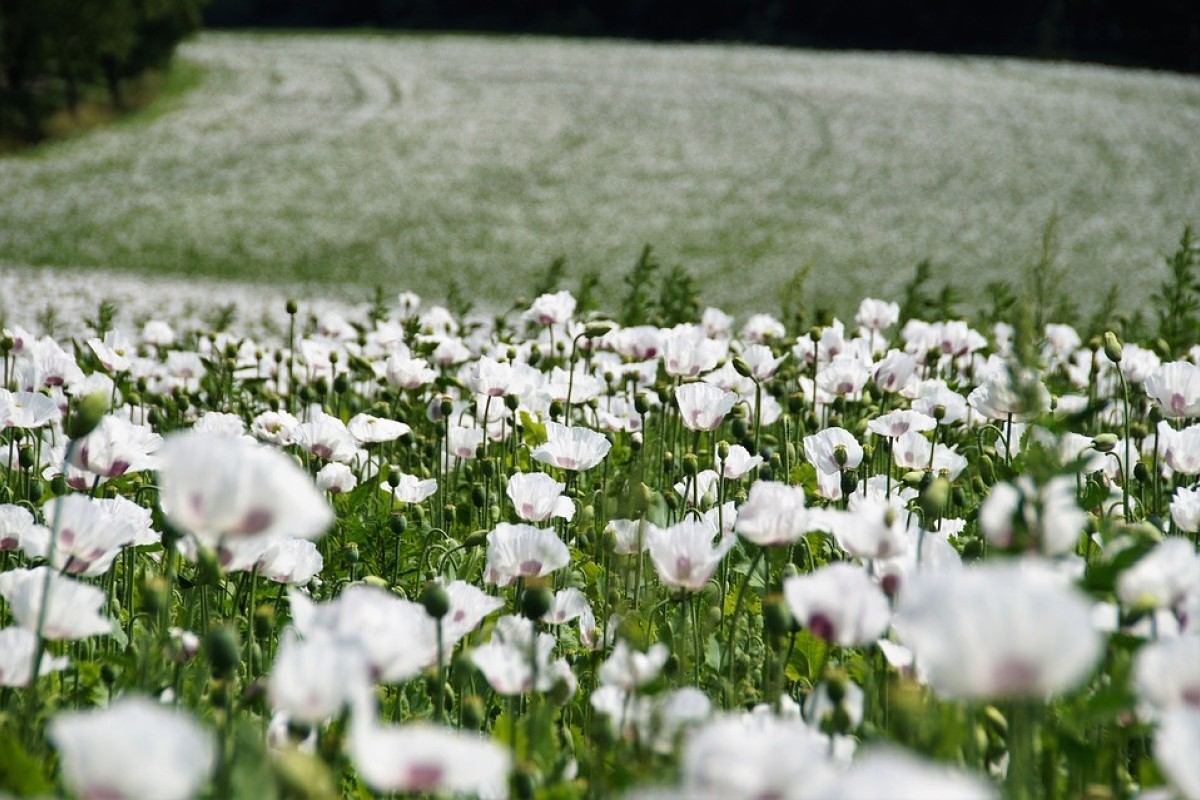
[2,281,1200,800]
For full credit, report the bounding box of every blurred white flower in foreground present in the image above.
[894,561,1102,699]
[156,431,332,552]
[49,695,215,800]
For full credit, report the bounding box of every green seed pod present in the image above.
[521,585,554,620]
[763,594,793,637]
[67,391,109,439]
[1103,331,1124,364]
[254,604,276,640]
[461,694,486,729]
[205,624,241,679]
[840,470,858,496]
[140,575,169,616]
[979,455,996,484]
[195,546,224,587]
[420,582,452,620]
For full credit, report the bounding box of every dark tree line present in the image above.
[207,0,1200,74]
[1,0,204,142]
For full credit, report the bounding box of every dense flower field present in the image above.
[2,32,1200,314]
[2,274,1200,800]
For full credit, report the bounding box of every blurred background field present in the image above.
[2,31,1199,318]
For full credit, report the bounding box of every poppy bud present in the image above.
[196,546,224,587]
[206,624,241,679]
[763,594,793,637]
[1103,331,1124,364]
[732,357,753,378]
[285,299,298,315]
[421,582,451,620]
[67,391,109,439]
[521,585,554,620]
[840,470,858,496]
[140,575,169,616]
[461,694,486,729]
[584,322,614,338]
[1093,433,1119,453]
[979,455,996,484]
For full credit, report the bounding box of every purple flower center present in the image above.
[235,509,273,535]
[808,612,836,642]
[519,559,543,576]
[993,657,1040,695]
[404,763,444,792]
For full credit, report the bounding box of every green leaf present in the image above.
[0,728,54,796]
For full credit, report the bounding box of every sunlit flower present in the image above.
[646,517,735,592]
[348,413,410,444]
[979,476,1086,556]
[717,443,762,479]
[1170,486,1200,533]
[868,409,936,439]
[734,481,812,546]
[385,354,438,389]
[0,503,49,552]
[49,695,215,800]
[484,523,571,586]
[506,472,575,522]
[249,410,299,445]
[316,462,358,494]
[0,626,69,686]
[895,561,1103,699]
[673,382,737,433]
[599,640,670,690]
[1146,362,1200,419]
[382,472,438,503]
[289,585,437,683]
[662,327,724,378]
[350,712,510,799]
[292,409,361,463]
[470,615,558,694]
[1117,537,1200,614]
[258,538,324,585]
[804,427,864,474]
[25,493,138,576]
[530,421,612,471]
[681,714,836,799]
[784,563,890,646]
[0,567,112,639]
[525,289,576,326]
[157,431,332,551]
[269,628,369,724]
[542,587,592,625]
[825,748,997,800]
[0,388,60,429]
[1134,636,1200,720]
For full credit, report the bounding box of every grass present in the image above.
[1,31,1198,317]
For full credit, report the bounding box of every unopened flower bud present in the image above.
[732,357,753,378]
[1103,331,1124,364]
[205,624,241,679]
[521,585,554,621]
[1092,433,1119,453]
[67,392,109,439]
[420,582,451,620]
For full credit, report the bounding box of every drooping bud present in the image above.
[1103,331,1124,364]
[418,582,451,621]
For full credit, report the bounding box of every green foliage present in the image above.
[532,255,568,298]
[618,245,659,327]
[1152,226,1200,357]
[898,259,958,322]
[0,0,203,142]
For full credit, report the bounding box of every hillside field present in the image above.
[2,31,1199,317]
